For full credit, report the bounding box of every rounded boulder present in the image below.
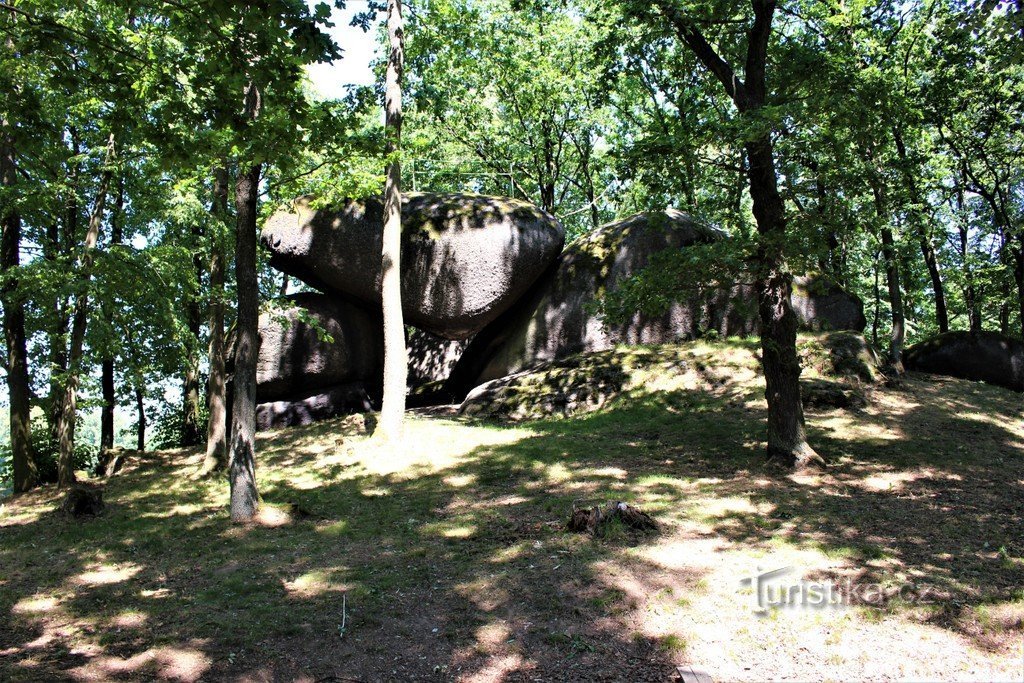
[905,331,1024,392]
[262,192,565,340]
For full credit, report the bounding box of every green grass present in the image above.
[1,338,1023,681]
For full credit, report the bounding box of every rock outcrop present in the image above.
[905,331,1024,392]
[444,210,754,398]
[256,293,384,403]
[262,192,564,340]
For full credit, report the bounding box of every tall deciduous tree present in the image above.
[642,0,822,468]
[376,0,408,441]
[1,11,36,490]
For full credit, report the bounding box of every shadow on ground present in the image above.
[1,367,1022,681]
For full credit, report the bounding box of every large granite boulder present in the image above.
[257,293,383,403]
[443,210,756,397]
[262,192,564,340]
[792,275,866,333]
[905,331,1024,392]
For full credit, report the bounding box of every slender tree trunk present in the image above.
[181,223,204,447]
[893,127,948,333]
[49,132,80,440]
[872,250,882,347]
[229,75,263,521]
[201,166,229,475]
[375,0,408,441]
[870,182,905,372]
[135,385,145,451]
[746,137,820,468]
[2,110,36,492]
[57,133,115,487]
[955,185,981,335]
[100,176,124,451]
[655,0,819,467]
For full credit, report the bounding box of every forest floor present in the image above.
[1,339,1023,682]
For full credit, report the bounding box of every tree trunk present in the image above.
[2,111,36,493]
[870,182,905,372]
[57,133,115,488]
[100,176,125,452]
[746,136,821,468]
[893,127,948,333]
[955,185,981,335]
[181,222,204,447]
[229,75,263,521]
[48,132,80,441]
[135,385,145,451]
[201,166,229,475]
[656,0,819,467]
[375,0,408,442]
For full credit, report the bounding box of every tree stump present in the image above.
[59,486,105,518]
[567,501,657,536]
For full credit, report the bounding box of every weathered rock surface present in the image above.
[792,275,867,333]
[444,210,753,398]
[406,327,469,388]
[262,192,564,340]
[798,331,881,384]
[256,383,378,430]
[257,293,383,403]
[905,331,1024,392]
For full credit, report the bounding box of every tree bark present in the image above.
[954,184,981,335]
[2,108,36,493]
[867,173,905,371]
[229,75,263,521]
[893,127,948,333]
[654,0,820,467]
[100,176,125,451]
[375,0,408,441]
[181,220,204,447]
[135,385,145,451]
[746,136,820,468]
[57,133,115,487]
[201,165,229,475]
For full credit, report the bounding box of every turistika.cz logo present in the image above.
[739,565,938,614]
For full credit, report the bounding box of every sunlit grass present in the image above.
[1,339,1022,680]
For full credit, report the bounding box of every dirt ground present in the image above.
[1,343,1022,682]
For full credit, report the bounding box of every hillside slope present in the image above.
[2,339,1022,682]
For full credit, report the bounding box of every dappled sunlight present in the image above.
[281,569,347,599]
[74,563,142,586]
[12,593,62,615]
[68,643,211,682]
[2,348,1022,679]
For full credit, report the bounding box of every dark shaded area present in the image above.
[905,330,1024,392]
[791,275,867,333]
[255,382,378,430]
[256,293,384,403]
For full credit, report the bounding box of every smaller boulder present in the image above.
[257,293,383,403]
[792,275,867,332]
[801,378,867,410]
[904,331,1024,392]
[256,382,378,430]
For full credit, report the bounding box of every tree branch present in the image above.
[650,0,746,104]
